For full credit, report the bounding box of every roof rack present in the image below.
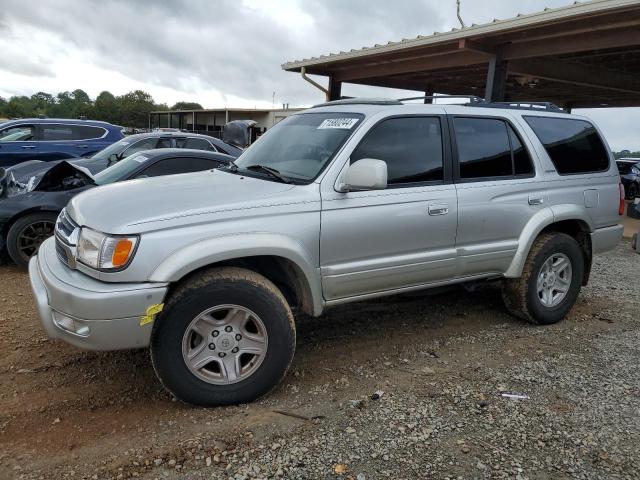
[471,101,564,112]
[312,97,402,108]
[398,95,485,104]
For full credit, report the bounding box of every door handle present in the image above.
[76,144,88,148]
[528,195,544,206]
[21,145,35,149]
[428,203,449,216]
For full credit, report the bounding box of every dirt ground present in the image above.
[1,242,639,480]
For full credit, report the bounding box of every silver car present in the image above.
[29,98,624,406]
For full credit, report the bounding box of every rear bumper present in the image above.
[591,224,624,255]
[29,237,168,351]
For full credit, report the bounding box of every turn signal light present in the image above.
[112,239,134,267]
[619,182,625,216]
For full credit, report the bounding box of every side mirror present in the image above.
[338,158,387,192]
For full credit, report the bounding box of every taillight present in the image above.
[619,182,625,215]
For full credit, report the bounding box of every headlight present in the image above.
[77,227,138,270]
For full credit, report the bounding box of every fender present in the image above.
[148,232,324,316]
[504,204,594,278]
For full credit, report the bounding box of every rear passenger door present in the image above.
[37,124,107,161]
[320,115,458,300]
[449,114,544,277]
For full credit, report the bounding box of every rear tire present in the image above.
[502,233,584,325]
[150,267,296,407]
[6,212,58,268]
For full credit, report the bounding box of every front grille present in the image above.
[55,209,77,242]
[55,236,70,266]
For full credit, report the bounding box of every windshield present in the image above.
[93,152,149,185]
[233,112,364,181]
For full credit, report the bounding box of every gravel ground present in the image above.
[0,242,639,480]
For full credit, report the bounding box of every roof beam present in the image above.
[502,26,640,59]
[331,50,488,82]
[509,58,640,94]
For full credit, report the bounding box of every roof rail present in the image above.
[312,97,402,108]
[471,101,565,112]
[399,95,485,104]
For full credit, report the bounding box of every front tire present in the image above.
[150,267,296,407]
[502,233,584,325]
[6,212,58,268]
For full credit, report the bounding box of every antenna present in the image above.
[456,0,466,28]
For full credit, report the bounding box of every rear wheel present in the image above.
[502,233,584,325]
[6,212,58,268]
[150,267,296,406]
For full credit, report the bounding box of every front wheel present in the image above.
[6,212,58,268]
[502,233,584,325]
[150,267,296,406]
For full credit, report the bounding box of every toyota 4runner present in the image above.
[29,98,625,406]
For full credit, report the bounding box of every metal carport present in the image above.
[282,0,640,109]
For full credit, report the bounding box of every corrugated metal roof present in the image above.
[282,0,639,70]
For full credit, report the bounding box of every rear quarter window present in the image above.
[524,116,610,175]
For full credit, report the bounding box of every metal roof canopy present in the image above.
[282,0,640,108]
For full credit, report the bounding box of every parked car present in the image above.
[616,158,640,199]
[1,149,232,267]
[29,98,623,407]
[5,131,242,183]
[0,118,124,167]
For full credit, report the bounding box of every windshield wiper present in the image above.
[245,164,291,183]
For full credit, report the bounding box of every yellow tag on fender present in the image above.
[140,303,164,326]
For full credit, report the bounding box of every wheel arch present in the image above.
[149,234,323,316]
[505,206,593,285]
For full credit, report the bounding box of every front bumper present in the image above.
[29,237,168,351]
[591,224,624,255]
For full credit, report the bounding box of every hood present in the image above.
[1,161,94,199]
[67,169,297,234]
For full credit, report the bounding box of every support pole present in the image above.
[424,91,433,104]
[328,76,342,101]
[485,50,507,102]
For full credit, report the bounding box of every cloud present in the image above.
[0,0,638,149]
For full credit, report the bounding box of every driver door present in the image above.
[320,115,458,301]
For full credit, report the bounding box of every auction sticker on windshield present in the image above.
[317,118,359,129]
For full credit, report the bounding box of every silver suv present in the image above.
[29,98,624,406]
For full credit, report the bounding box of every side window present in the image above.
[41,125,74,141]
[453,117,534,180]
[69,125,106,140]
[524,116,609,174]
[137,157,218,178]
[122,138,161,157]
[454,118,512,179]
[350,116,444,186]
[509,124,534,175]
[177,137,217,151]
[0,125,35,141]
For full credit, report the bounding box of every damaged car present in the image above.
[0,149,233,267]
[6,131,242,185]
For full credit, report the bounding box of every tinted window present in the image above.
[351,116,443,185]
[177,137,216,151]
[524,116,609,174]
[0,125,35,141]
[138,157,218,177]
[41,125,74,141]
[617,162,632,174]
[509,125,534,175]
[71,125,106,140]
[454,118,512,179]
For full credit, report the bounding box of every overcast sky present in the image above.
[0,0,637,150]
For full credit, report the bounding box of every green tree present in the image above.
[5,96,35,118]
[94,91,118,124]
[30,92,55,115]
[171,101,203,110]
[0,97,7,117]
[116,90,157,128]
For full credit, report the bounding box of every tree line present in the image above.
[0,89,203,128]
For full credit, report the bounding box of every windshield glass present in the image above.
[90,137,135,161]
[94,152,149,185]
[233,112,364,181]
